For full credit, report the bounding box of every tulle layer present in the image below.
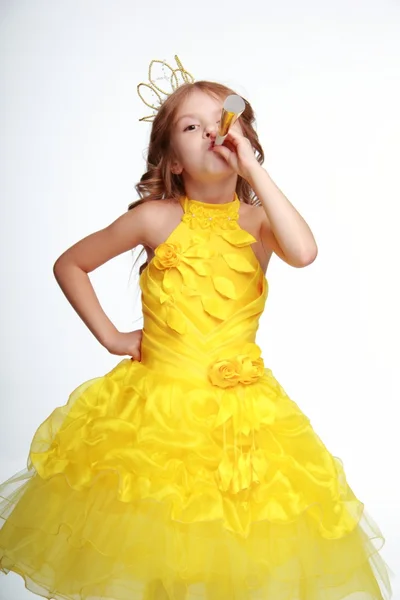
[0,358,393,599]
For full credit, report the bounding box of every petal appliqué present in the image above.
[242,342,262,359]
[216,450,234,492]
[213,390,236,428]
[166,304,187,334]
[181,285,202,297]
[186,259,211,277]
[184,245,214,259]
[201,296,229,320]
[221,229,257,247]
[178,263,198,289]
[162,269,181,295]
[223,253,256,273]
[212,276,237,299]
[159,289,169,304]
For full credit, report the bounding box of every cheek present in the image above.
[175,137,193,155]
[173,136,203,166]
[181,137,202,158]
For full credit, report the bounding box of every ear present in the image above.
[171,161,183,175]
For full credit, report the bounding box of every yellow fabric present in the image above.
[0,195,393,599]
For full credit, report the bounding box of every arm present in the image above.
[53,202,151,350]
[210,129,318,268]
[249,166,318,268]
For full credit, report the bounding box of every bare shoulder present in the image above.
[131,198,183,253]
[238,201,267,236]
[140,198,181,220]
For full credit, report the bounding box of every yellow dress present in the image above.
[0,195,393,600]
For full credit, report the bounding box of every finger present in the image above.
[130,349,141,361]
[222,129,244,146]
[221,139,236,153]
[212,145,231,162]
[226,130,253,151]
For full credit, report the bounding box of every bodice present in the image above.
[139,194,268,387]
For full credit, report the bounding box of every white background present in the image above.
[0,0,399,598]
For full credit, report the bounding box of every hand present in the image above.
[105,329,143,361]
[210,129,261,181]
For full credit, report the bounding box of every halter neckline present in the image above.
[182,194,240,209]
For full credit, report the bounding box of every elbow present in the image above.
[53,253,88,283]
[53,257,65,282]
[53,253,74,280]
[298,245,318,267]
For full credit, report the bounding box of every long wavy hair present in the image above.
[129,80,264,275]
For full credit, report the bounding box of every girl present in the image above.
[0,65,393,600]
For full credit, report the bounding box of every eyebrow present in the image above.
[175,114,196,125]
[174,109,221,126]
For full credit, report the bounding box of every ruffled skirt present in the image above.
[0,358,393,599]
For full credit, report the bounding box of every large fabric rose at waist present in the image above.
[207,342,265,388]
[140,339,265,388]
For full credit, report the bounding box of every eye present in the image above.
[183,124,198,132]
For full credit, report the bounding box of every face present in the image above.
[170,88,242,183]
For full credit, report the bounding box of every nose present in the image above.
[204,122,217,138]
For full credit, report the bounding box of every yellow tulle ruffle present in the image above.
[0,196,394,598]
[0,358,393,600]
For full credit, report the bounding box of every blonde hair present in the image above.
[129,80,265,275]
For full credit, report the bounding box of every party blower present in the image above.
[214,94,246,146]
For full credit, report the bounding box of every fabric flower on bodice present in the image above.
[153,242,181,269]
[208,343,265,388]
[152,236,213,291]
[149,234,214,334]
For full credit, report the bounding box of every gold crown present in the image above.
[137,55,195,122]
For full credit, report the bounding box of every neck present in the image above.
[182,174,238,204]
